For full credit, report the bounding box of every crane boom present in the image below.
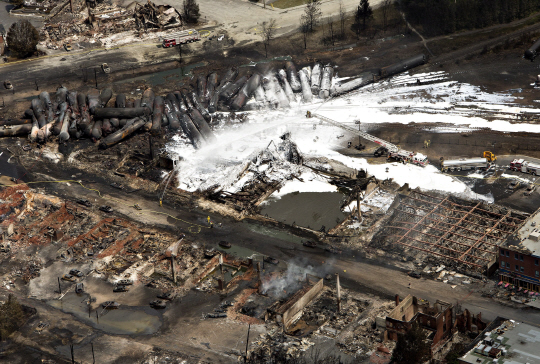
[311,113,399,153]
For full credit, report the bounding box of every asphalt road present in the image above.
[29,157,540,329]
[0,41,183,95]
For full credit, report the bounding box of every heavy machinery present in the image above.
[440,151,496,172]
[483,151,497,162]
[307,112,429,167]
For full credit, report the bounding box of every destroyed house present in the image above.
[386,295,453,353]
[499,207,540,292]
[266,275,323,332]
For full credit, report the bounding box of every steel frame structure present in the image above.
[383,192,526,270]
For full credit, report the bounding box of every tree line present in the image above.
[402,0,540,36]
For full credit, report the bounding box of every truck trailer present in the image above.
[441,158,491,172]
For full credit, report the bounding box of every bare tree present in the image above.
[183,0,200,23]
[327,18,335,46]
[300,17,310,49]
[301,0,322,32]
[339,1,346,39]
[381,0,392,31]
[261,19,277,58]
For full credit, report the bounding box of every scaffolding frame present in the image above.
[382,192,526,270]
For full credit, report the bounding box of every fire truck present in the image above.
[162,29,201,48]
[509,159,540,175]
[307,112,429,167]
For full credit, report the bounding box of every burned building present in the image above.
[386,295,453,355]
[499,207,540,292]
[266,275,324,332]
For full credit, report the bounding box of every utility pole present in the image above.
[58,277,61,294]
[91,343,95,364]
[35,79,39,91]
[358,119,361,149]
[336,273,342,312]
[244,324,251,363]
[94,69,98,88]
[171,254,177,284]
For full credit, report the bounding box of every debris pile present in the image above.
[39,0,183,49]
[0,184,220,303]
[249,325,316,362]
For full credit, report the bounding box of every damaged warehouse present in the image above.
[373,190,528,274]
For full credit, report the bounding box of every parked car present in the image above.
[76,199,92,207]
[101,63,111,73]
[408,271,422,279]
[4,81,13,89]
[35,322,49,332]
[218,241,231,248]
[157,292,175,300]
[150,300,166,309]
[525,184,536,196]
[69,269,83,277]
[264,256,279,265]
[102,301,119,309]
[75,283,84,293]
[507,180,520,190]
[325,246,342,254]
[113,285,129,292]
[99,205,113,213]
[64,43,72,51]
[303,241,317,248]
[110,182,123,189]
[117,279,133,285]
[61,274,76,281]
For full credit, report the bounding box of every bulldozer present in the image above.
[483,151,497,162]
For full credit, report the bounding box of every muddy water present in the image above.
[48,292,161,335]
[261,192,347,232]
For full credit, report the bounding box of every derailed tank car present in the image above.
[379,54,427,78]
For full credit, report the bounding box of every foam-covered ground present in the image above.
[166,70,540,201]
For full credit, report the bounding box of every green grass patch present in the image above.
[271,0,309,9]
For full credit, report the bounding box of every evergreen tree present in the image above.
[359,0,373,30]
[183,0,200,24]
[6,20,39,58]
[392,322,431,364]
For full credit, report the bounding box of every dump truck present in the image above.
[162,29,200,48]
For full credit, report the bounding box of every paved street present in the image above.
[33,158,540,329]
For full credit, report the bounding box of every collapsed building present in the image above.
[386,294,488,361]
[386,294,453,355]
[35,0,183,49]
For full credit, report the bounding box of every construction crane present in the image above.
[307,112,430,167]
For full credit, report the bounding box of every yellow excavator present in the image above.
[483,151,497,162]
